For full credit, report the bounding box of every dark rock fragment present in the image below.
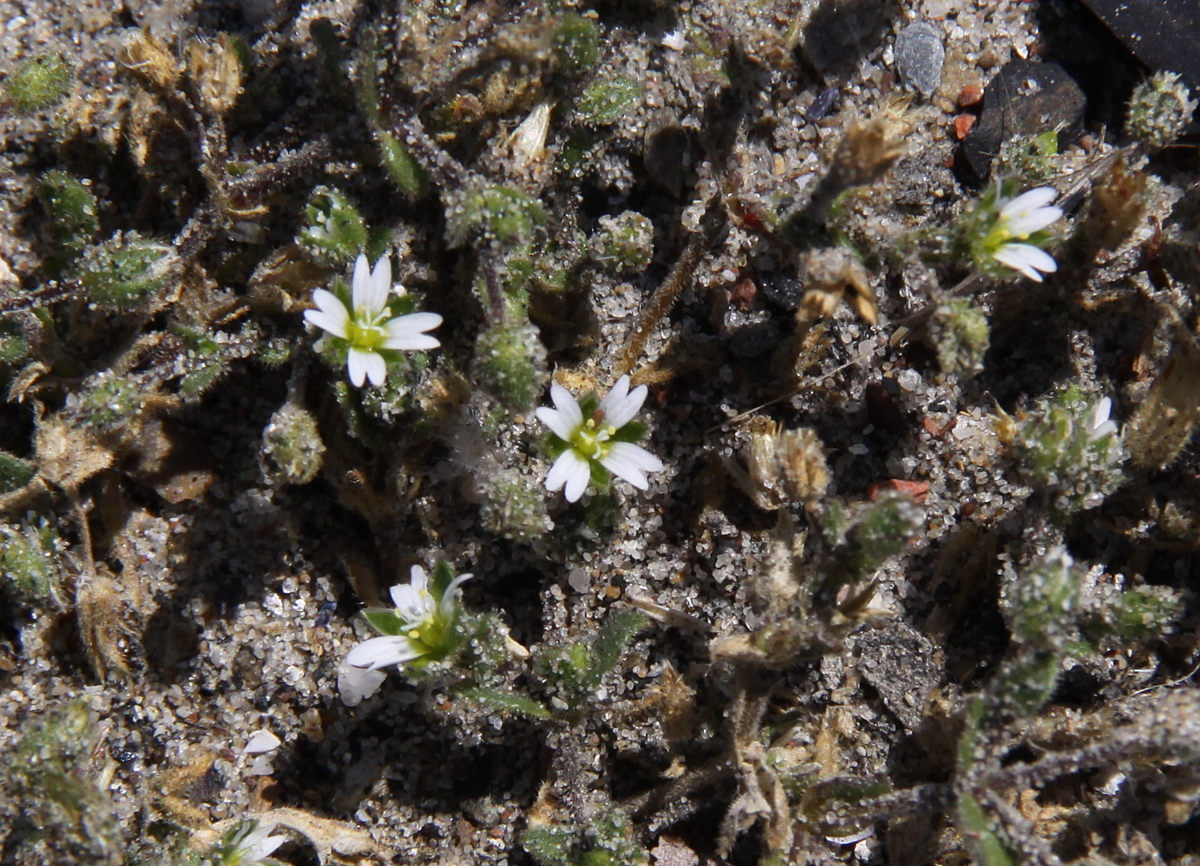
[960,60,1086,182]
[853,623,940,732]
[1080,0,1200,90]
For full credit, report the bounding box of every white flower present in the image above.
[304,253,442,387]
[344,565,472,671]
[987,187,1063,282]
[222,821,287,866]
[1084,396,1118,440]
[535,375,664,502]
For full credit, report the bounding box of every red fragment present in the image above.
[731,277,757,310]
[957,84,983,107]
[954,114,977,139]
[868,479,931,502]
[923,416,956,437]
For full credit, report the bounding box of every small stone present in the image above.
[895,22,945,99]
[958,84,984,107]
[954,114,976,139]
[243,729,282,754]
[759,272,803,313]
[960,60,1086,181]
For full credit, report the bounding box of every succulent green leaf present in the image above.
[460,686,552,719]
[575,77,642,126]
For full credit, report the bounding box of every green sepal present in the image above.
[364,608,404,636]
[609,420,646,443]
[589,460,611,490]
[430,560,456,601]
[544,434,570,460]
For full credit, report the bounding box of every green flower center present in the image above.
[569,414,616,459]
[345,309,389,351]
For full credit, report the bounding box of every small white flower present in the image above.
[222,821,287,866]
[304,253,443,387]
[343,564,472,685]
[536,375,664,502]
[1084,396,1118,440]
[986,187,1063,282]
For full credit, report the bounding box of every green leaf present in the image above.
[583,609,645,691]
[575,77,642,125]
[956,792,1017,866]
[364,608,404,635]
[460,686,551,719]
[378,131,426,200]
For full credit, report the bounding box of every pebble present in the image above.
[895,22,945,99]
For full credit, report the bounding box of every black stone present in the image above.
[1079,0,1200,91]
[959,60,1086,182]
[759,272,803,313]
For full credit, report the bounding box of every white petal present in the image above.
[599,375,648,429]
[536,406,577,441]
[993,243,1057,281]
[382,312,443,350]
[243,730,281,754]
[546,449,590,502]
[304,309,347,339]
[366,256,393,314]
[563,456,591,502]
[305,289,349,337]
[346,635,423,670]
[439,572,474,618]
[346,349,367,386]
[389,585,431,622]
[349,348,387,386]
[549,383,584,430]
[338,659,387,706]
[1005,205,1062,237]
[600,442,663,490]
[241,824,287,863]
[1000,187,1058,219]
[351,253,371,311]
[409,565,429,593]
[248,834,287,863]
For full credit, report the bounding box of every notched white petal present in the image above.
[351,253,371,311]
[993,243,1057,281]
[346,635,422,670]
[549,382,584,429]
[383,312,443,350]
[536,406,577,441]
[563,455,591,502]
[338,658,388,706]
[1001,187,1058,217]
[371,257,393,311]
[601,377,648,429]
[1005,206,1062,237]
[545,449,586,493]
